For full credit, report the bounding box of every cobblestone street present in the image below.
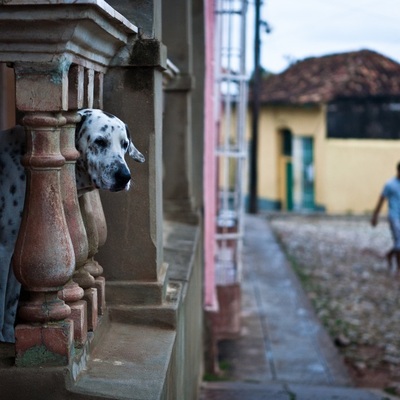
[268,213,400,392]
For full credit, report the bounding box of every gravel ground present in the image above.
[267,213,400,393]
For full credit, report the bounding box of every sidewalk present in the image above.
[200,215,395,400]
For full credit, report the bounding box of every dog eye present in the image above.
[121,140,129,150]
[94,138,108,148]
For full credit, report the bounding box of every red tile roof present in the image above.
[258,49,400,105]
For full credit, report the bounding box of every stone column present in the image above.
[162,0,197,224]
[99,0,167,306]
[12,61,75,367]
[190,0,206,211]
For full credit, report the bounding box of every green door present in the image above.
[286,161,294,211]
[281,129,294,211]
[301,137,315,210]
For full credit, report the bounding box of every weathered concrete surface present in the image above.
[71,322,177,399]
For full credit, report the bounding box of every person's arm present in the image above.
[371,194,385,227]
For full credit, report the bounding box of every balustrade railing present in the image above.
[0,1,138,366]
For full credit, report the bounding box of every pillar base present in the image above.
[106,263,169,306]
[95,277,106,316]
[15,320,74,367]
[70,300,88,346]
[84,288,98,331]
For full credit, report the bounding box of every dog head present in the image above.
[75,109,145,195]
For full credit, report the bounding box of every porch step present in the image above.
[70,321,176,400]
[106,281,183,329]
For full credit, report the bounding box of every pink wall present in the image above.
[203,0,217,309]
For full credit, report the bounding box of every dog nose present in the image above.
[114,166,131,190]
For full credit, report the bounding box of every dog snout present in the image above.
[112,165,131,191]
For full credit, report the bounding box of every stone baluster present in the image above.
[79,192,100,331]
[13,111,75,367]
[74,67,108,329]
[77,191,107,319]
[58,109,89,346]
[94,71,104,110]
[90,189,107,316]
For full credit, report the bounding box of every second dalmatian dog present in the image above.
[0,109,145,343]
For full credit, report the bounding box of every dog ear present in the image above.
[125,124,145,163]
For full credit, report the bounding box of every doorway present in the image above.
[293,136,315,210]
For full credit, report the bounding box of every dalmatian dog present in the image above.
[0,109,144,343]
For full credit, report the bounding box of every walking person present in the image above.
[371,161,400,273]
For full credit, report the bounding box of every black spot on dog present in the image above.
[100,125,108,132]
[13,200,18,207]
[10,184,16,195]
[94,137,109,149]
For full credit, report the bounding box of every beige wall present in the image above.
[324,140,400,214]
[255,104,400,214]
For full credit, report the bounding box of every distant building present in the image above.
[252,49,400,213]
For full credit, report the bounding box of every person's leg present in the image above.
[386,248,395,270]
[389,218,400,274]
[395,251,400,275]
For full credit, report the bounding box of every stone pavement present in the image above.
[200,215,395,400]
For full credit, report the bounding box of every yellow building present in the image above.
[253,49,400,214]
